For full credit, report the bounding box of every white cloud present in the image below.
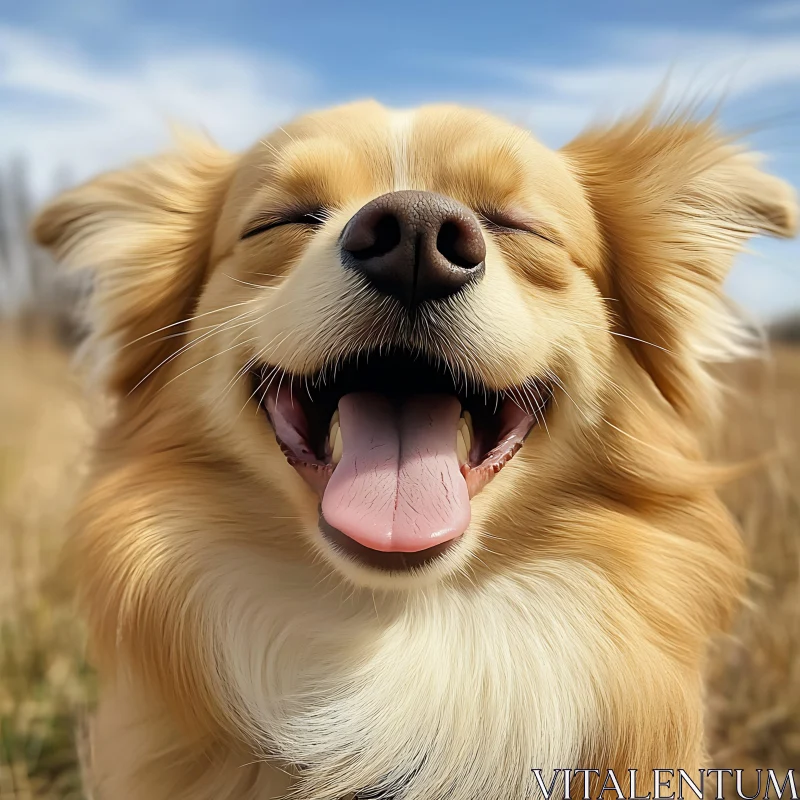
[464,28,800,146]
[460,27,800,319]
[0,24,313,197]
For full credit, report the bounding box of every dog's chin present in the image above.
[311,514,476,590]
[248,347,552,586]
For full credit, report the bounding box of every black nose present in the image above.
[340,190,486,308]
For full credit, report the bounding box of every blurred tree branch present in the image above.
[0,161,90,347]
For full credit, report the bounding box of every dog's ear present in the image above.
[563,110,797,417]
[32,135,236,395]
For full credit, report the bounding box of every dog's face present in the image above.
[34,101,796,592]
[200,102,613,586]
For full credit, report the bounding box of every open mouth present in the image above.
[251,351,552,570]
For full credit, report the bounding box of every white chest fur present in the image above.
[212,556,611,800]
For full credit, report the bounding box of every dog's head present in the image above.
[34,101,796,591]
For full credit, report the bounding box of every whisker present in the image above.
[548,371,594,428]
[224,274,284,290]
[127,309,261,395]
[211,326,270,409]
[121,297,264,349]
[236,329,298,418]
[535,312,674,355]
[158,337,260,393]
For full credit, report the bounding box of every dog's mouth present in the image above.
[251,351,552,570]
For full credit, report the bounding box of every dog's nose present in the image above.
[340,190,486,307]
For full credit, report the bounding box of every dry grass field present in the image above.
[0,330,95,800]
[0,329,797,799]
[705,345,800,777]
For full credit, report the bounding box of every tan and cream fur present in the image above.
[33,101,797,800]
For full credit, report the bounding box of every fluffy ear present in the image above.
[563,110,797,418]
[32,135,236,395]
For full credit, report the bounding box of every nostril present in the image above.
[436,221,483,269]
[345,214,401,260]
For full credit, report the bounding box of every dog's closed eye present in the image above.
[478,208,563,246]
[241,208,326,240]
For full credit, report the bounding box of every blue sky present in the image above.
[1,0,799,318]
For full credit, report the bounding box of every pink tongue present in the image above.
[321,393,471,553]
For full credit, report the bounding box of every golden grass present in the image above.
[705,347,800,775]
[0,330,797,798]
[0,330,94,800]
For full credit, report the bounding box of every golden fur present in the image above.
[33,101,797,800]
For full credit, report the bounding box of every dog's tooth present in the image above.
[456,429,469,465]
[459,415,472,459]
[328,409,340,453]
[331,425,343,465]
[462,410,474,443]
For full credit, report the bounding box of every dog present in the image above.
[33,100,796,800]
